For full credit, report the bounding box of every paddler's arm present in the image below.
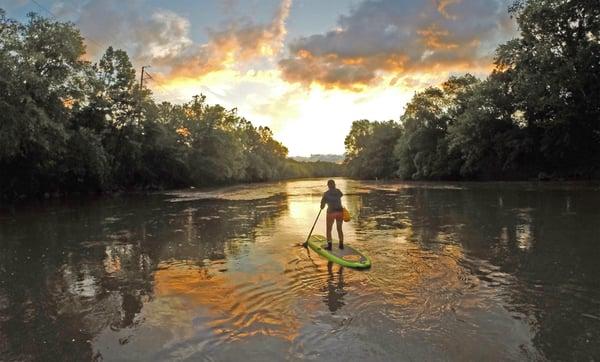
[320,193,326,209]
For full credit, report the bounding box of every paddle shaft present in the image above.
[304,208,323,246]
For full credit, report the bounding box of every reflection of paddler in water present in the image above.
[320,179,344,250]
[324,262,346,313]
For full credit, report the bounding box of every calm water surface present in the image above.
[1,179,600,361]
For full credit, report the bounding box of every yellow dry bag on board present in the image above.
[342,207,351,222]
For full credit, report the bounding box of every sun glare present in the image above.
[156,72,418,156]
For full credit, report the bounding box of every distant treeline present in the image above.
[344,0,600,181]
[291,154,344,163]
[0,10,342,200]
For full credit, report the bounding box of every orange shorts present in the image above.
[326,211,343,222]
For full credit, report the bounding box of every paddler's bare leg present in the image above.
[336,217,344,249]
[325,213,334,250]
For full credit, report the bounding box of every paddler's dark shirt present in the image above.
[321,188,343,213]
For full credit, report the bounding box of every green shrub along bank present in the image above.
[344,0,600,181]
[0,10,342,200]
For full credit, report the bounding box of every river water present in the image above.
[1,179,599,361]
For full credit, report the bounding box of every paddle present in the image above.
[302,208,322,248]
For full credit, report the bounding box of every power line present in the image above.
[29,0,58,18]
[28,0,104,50]
[28,0,177,101]
[57,0,128,51]
[26,0,214,105]
[139,65,149,91]
[145,71,222,103]
[144,71,179,100]
[199,85,222,99]
[28,0,169,97]
[144,72,168,94]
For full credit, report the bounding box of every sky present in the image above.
[4,0,518,156]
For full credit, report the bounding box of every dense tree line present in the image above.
[345,0,600,180]
[0,10,342,200]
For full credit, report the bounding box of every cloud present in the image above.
[437,0,461,20]
[74,0,148,57]
[279,0,516,90]
[70,0,291,80]
[166,0,292,79]
[133,10,193,64]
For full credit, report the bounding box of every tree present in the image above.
[0,11,87,197]
[495,0,600,177]
[83,46,149,188]
[0,10,359,200]
[243,125,288,181]
[394,75,479,180]
[447,76,531,179]
[345,120,402,179]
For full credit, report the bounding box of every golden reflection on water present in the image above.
[6,179,597,360]
[145,178,478,353]
[140,179,365,353]
[284,178,359,240]
[152,261,302,344]
[108,180,537,360]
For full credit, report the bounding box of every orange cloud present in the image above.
[165,0,292,80]
[73,0,292,82]
[279,51,388,92]
[436,0,462,20]
[279,0,516,91]
[417,25,460,50]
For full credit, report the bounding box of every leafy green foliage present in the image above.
[345,0,600,180]
[345,120,402,179]
[496,0,600,177]
[394,77,476,180]
[0,10,87,197]
[0,11,341,200]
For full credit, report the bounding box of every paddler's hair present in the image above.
[327,179,335,188]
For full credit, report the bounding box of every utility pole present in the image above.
[137,66,151,123]
[139,65,150,91]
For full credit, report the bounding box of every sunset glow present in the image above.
[6,0,517,155]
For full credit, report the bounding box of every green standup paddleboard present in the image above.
[307,234,371,269]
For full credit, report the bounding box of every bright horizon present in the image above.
[6,0,517,156]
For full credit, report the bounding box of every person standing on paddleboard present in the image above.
[321,179,344,250]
